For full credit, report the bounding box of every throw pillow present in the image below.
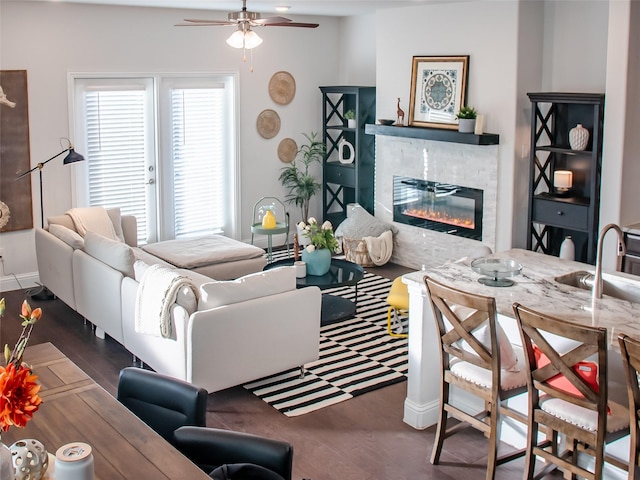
[533,345,599,398]
[452,304,519,371]
[106,207,125,242]
[335,204,397,239]
[48,224,85,249]
[199,266,296,310]
[84,230,135,277]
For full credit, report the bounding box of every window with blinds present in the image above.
[72,74,238,244]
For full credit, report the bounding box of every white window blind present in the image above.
[84,88,149,242]
[170,87,226,238]
[72,74,238,244]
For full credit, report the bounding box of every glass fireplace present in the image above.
[393,176,483,241]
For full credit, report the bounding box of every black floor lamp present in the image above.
[17,138,85,299]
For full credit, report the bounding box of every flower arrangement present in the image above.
[298,217,339,253]
[0,298,43,432]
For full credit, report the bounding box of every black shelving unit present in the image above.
[320,86,376,227]
[526,92,605,264]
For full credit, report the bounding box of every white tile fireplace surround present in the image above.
[374,135,499,270]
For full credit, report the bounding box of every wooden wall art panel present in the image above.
[0,70,33,232]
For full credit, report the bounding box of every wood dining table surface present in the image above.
[2,342,210,480]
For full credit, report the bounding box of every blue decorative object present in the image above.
[301,248,332,276]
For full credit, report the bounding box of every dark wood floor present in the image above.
[0,262,559,480]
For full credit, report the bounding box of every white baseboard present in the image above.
[0,272,40,293]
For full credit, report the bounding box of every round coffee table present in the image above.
[265,258,365,325]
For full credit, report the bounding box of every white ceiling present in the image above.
[29,0,441,17]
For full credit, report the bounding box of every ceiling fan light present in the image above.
[226,30,246,49]
[244,30,263,49]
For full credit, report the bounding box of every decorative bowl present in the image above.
[470,257,523,287]
[377,119,395,126]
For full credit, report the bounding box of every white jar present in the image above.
[559,236,575,261]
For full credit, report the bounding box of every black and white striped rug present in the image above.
[244,264,408,417]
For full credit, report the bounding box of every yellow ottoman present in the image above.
[386,276,409,338]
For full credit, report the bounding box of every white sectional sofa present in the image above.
[35,210,322,392]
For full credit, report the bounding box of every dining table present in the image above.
[2,342,210,480]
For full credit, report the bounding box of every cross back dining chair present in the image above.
[513,303,629,480]
[618,333,640,480]
[424,276,528,480]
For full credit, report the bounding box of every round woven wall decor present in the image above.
[268,71,296,105]
[278,138,298,163]
[257,109,281,139]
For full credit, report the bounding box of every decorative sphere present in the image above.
[10,439,49,480]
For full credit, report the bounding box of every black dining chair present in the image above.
[173,426,293,480]
[117,367,208,446]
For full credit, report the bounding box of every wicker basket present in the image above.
[342,237,374,267]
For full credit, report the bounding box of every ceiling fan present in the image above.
[176,1,318,69]
[176,0,319,40]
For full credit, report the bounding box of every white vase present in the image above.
[569,124,589,150]
[347,118,356,129]
[0,438,12,480]
[559,236,575,261]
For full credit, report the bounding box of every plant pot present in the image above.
[347,119,357,129]
[458,118,476,133]
[301,248,332,276]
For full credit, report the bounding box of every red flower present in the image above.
[0,360,42,431]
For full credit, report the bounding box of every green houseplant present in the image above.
[344,109,356,128]
[278,132,325,222]
[456,106,478,133]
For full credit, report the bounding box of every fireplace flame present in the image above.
[402,208,475,229]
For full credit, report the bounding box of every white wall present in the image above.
[0,1,345,288]
[1,0,636,287]
[375,1,523,254]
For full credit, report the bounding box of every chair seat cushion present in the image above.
[540,396,629,433]
[450,344,528,391]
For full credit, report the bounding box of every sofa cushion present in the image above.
[48,224,85,249]
[84,230,135,277]
[106,207,125,242]
[47,213,76,231]
[199,267,295,309]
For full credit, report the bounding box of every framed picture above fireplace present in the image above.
[408,55,469,130]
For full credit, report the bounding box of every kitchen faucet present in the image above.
[593,223,627,299]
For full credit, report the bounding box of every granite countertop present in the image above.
[404,248,640,340]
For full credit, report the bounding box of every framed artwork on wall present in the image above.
[408,55,469,130]
[0,70,33,232]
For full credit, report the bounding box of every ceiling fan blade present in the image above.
[254,16,292,25]
[264,22,319,28]
[178,18,235,25]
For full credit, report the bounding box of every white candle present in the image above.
[554,170,573,191]
[55,443,94,480]
[474,114,484,135]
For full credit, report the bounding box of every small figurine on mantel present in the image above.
[396,98,405,126]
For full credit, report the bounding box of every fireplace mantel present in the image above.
[365,124,499,146]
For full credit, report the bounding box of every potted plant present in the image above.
[279,132,325,227]
[456,106,478,133]
[344,109,357,128]
[297,217,339,276]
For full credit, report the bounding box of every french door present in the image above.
[71,73,238,245]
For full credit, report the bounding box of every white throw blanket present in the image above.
[135,264,196,338]
[363,230,393,266]
[67,207,118,240]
